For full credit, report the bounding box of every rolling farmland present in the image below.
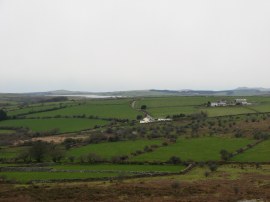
[131,137,254,162]
[0,118,108,133]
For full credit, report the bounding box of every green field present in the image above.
[232,140,270,162]
[0,163,186,183]
[0,171,120,183]
[135,97,218,108]
[0,118,108,133]
[202,107,255,117]
[131,137,254,162]
[7,103,74,116]
[135,96,270,118]
[66,139,163,160]
[0,147,28,159]
[51,164,185,172]
[148,106,197,117]
[247,104,270,113]
[26,102,141,120]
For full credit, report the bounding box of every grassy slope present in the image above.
[66,139,163,160]
[0,118,108,133]
[232,140,270,162]
[131,137,254,162]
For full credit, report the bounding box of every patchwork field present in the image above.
[0,95,269,196]
[26,103,141,120]
[135,97,218,108]
[7,103,75,116]
[202,106,255,117]
[232,140,270,162]
[135,96,270,118]
[66,139,163,160]
[131,137,254,162]
[0,118,108,133]
[148,106,197,117]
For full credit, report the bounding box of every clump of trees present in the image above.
[17,141,65,163]
[0,109,7,121]
[168,156,181,164]
[140,105,147,110]
[253,131,269,140]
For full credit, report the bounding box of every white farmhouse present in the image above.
[235,99,249,105]
[140,116,155,124]
[210,101,227,107]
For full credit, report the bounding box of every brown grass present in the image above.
[0,171,269,202]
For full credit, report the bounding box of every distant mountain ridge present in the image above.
[23,87,270,97]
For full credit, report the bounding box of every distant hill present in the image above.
[2,87,270,97]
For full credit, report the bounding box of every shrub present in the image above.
[168,156,181,164]
[208,163,218,172]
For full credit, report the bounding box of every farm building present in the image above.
[140,116,155,124]
[210,101,227,107]
[235,99,249,105]
[157,118,172,122]
[140,116,172,124]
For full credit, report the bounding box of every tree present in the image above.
[86,153,103,163]
[136,115,143,120]
[220,149,232,161]
[0,109,7,121]
[141,105,147,110]
[50,145,65,162]
[29,141,49,162]
[16,150,31,163]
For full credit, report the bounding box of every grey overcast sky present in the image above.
[0,0,270,93]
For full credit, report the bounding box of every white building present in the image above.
[210,101,227,107]
[140,116,172,124]
[157,118,172,122]
[235,99,249,105]
[140,116,155,124]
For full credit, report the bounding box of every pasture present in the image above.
[135,97,218,108]
[135,96,270,118]
[202,106,255,117]
[0,118,108,133]
[66,139,163,160]
[26,102,141,120]
[131,137,254,162]
[232,140,270,162]
[0,147,28,159]
[0,171,120,183]
[7,103,74,116]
